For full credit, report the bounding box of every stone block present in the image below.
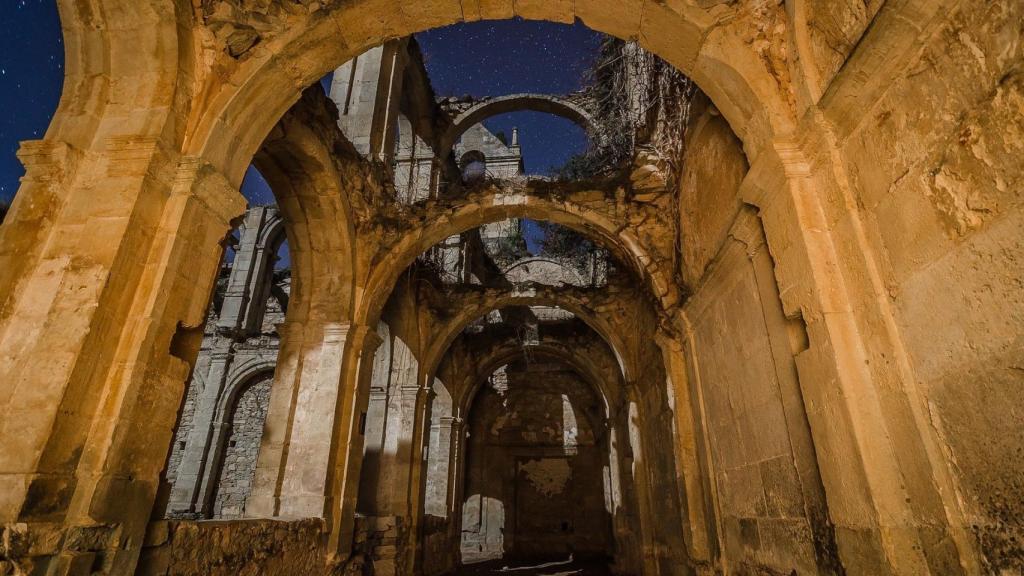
[514,0,574,23]
[576,0,643,40]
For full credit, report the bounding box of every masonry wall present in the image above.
[840,3,1024,571]
[213,375,273,519]
[165,362,203,489]
[677,93,748,288]
[136,519,325,576]
[678,100,836,573]
[460,363,612,562]
[163,270,288,520]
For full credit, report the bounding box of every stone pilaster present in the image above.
[423,415,459,519]
[168,343,235,517]
[327,324,384,559]
[277,322,354,518]
[247,319,308,518]
[742,124,978,574]
[0,146,245,574]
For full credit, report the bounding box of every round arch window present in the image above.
[460,150,487,183]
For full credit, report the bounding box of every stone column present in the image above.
[217,206,281,337]
[247,319,308,518]
[372,336,419,514]
[327,325,384,558]
[249,321,357,521]
[450,417,471,566]
[167,342,235,517]
[403,381,435,573]
[387,384,423,510]
[277,322,353,517]
[0,146,245,573]
[424,416,459,519]
[357,321,393,515]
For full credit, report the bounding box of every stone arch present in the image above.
[454,340,623,422]
[252,97,358,322]
[437,337,643,570]
[46,0,186,151]
[186,0,794,188]
[211,93,363,526]
[255,209,287,254]
[359,191,675,330]
[215,359,278,424]
[501,256,588,286]
[438,93,600,158]
[423,293,635,393]
[209,365,276,519]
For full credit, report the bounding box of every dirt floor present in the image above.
[453,556,615,575]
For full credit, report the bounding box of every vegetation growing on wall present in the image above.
[554,38,696,184]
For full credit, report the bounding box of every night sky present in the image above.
[0,0,63,203]
[0,8,602,206]
[417,19,601,175]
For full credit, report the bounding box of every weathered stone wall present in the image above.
[213,375,273,519]
[676,89,837,571]
[165,365,202,489]
[164,225,288,520]
[677,92,749,288]
[135,519,325,576]
[461,363,612,562]
[841,2,1024,571]
[683,212,836,574]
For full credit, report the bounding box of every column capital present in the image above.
[323,321,352,343]
[172,156,247,226]
[350,323,384,354]
[16,139,83,186]
[439,416,463,428]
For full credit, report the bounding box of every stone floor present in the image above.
[454,556,614,575]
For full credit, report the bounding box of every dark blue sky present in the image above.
[417,19,600,174]
[0,0,63,203]
[0,9,601,204]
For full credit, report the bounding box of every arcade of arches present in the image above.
[0,2,1022,576]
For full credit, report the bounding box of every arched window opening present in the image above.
[162,175,291,519]
[460,150,487,183]
[415,218,612,289]
[460,353,612,565]
[213,372,274,519]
